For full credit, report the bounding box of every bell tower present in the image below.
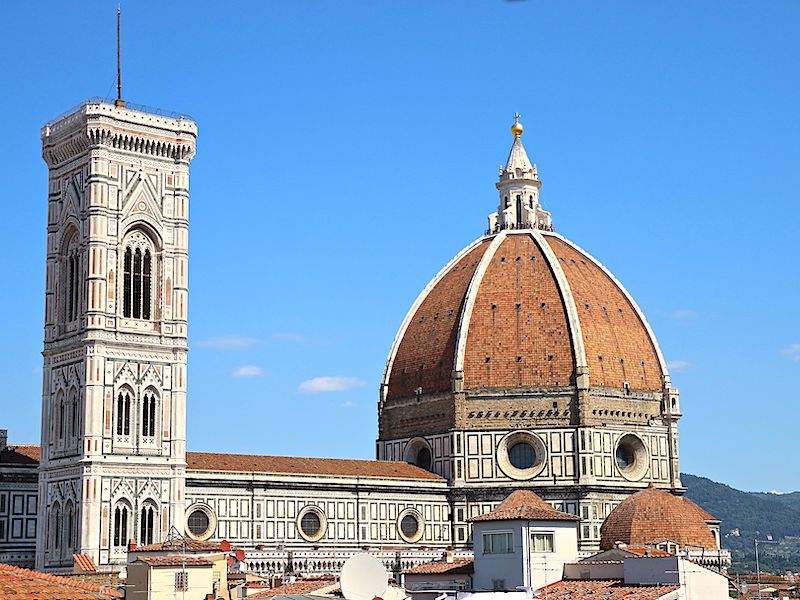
[36,99,196,569]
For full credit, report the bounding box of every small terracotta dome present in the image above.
[382,230,668,401]
[600,484,719,551]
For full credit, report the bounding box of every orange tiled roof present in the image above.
[186,452,443,480]
[246,577,336,599]
[405,558,474,575]
[621,546,672,558]
[600,485,718,551]
[0,562,121,599]
[471,490,580,522]
[383,230,668,404]
[135,555,213,567]
[133,539,223,552]
[0,445,442,481]
[73,553,97,573]
[0,445,40,466]
[540,579,679,599]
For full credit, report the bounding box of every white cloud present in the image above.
[299,376,365,394]
[271,332,311,344]
[340,400,357,409]
[781,343,800,363]
[197,335,261,350]
[667,360,692,373]
[232,365,266,378]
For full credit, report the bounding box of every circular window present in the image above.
[508,442,536,469]
[397,508,424,543]
[497,431,547,480]
[296,506,327,542]
[185,504,216,541]
[615,433,649,481]
[415,447,432,470]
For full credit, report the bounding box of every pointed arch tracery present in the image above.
[139,499,158,546]
[115,385,133,437]
[121,228,157,320]
[60,227,81,324]
[113,499,131,548]
[141,387,158,439]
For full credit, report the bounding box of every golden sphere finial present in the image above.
[511,112,523,137]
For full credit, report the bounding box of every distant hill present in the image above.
[682,473,800,573]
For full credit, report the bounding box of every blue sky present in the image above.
[1,1,798,492]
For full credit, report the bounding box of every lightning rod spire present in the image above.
[115,5,125,108]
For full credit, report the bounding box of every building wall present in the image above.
[472,520,577,592]
[185,473,452,550]
[0,473,38,566]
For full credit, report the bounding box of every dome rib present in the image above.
[381,236,492,402]
[542,231,669,390]
[453,232,507,376]
[531,229,589,382]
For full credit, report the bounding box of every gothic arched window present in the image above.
[52,502,62,549]
[58,394,66,440]
[122,230,155,320]
[140,503,157,546]
[68,388,78,438]
[62,232,80,323]
[113,502,130,547]
[116,389,132,436]
[141,390,157,438]
[65,500,74,549]
[54,390,64,441]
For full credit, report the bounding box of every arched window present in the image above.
[113,502,130,547]
[62,233,80,323]
[122,230,155,320]
[515,194,523,227]
[68,388,78,438]
[54,390,64,441]
[116,389,132,436]
[140,503,157,546]
[65,501,74,549]
[141,391,157,438]
[58,394,65,440]
[53,502,62,549]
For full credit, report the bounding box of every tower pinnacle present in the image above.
[488,115,552,233]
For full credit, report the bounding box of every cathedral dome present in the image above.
[600,485,719,551]
[382,228,667,401]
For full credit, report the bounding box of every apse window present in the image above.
[508,442,535,470]
[397,509,424,542]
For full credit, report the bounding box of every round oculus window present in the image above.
[414,447,432,471]
[615,444,634,470]
[614,433,649,481]
[508,441,536,470]
[300,511,322,538]
[187,509,210,537]
[400,514,419,538]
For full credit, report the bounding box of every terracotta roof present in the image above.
[0,445,40,466]
[0,563,121,599]
[471,490,580,522]
[600,485,718,551]
[73,553,97,573]
[0,446,441,482]
[135,555,213,567]
[382,229,668,417]
[387,239,492,400]
[405,558,473,575]
[186,452,443,480]
[544,234,664,392]
[132,539,222,552]
[539,579,679,599]
[621,546,672,558]
[246,577,336,599]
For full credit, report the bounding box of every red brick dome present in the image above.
[382,229,668,402]
[600,485,718,550]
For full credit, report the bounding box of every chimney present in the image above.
[128,539,137,552]
[0,429,7,451]
[445,550,455,564]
